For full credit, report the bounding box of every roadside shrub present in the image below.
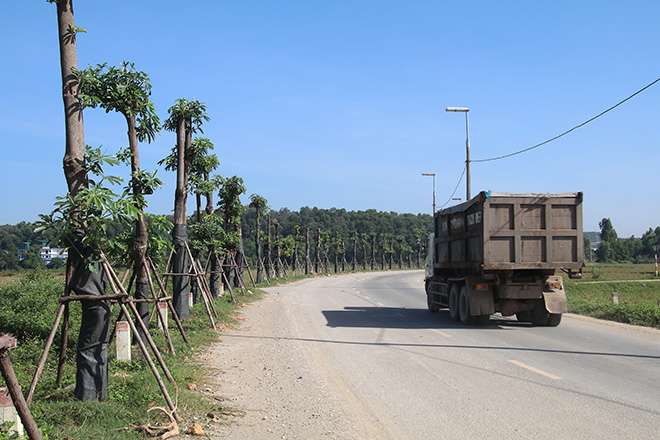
[568,298,660,328]
[0,271,67,341]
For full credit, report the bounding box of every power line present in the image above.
[439,165,467,209]
[473,76,660,163]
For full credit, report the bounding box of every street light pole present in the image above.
[421,173,436,214]
[446,107,471,200]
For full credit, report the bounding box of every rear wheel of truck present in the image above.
[459,286,477,325]
[547,313,562,327]
[449,284,460,321]
[529,300,550,326]
[427,293,440,313]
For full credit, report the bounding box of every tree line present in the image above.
[0,207,432,272]
[592,218,660,263]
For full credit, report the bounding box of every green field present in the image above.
[565,263,660,327]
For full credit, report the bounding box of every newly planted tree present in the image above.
[48,0,113,402]
[218,176,247,287]
[248,194,269,283]
[162,135,222,297]
[76,61,162,343]
[162,99,209,318]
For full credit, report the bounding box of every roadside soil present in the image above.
[194,278,363,439]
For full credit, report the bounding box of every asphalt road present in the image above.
[264,270,660,439]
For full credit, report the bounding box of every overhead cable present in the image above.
[439,165,467,209]
[473,75,660,163]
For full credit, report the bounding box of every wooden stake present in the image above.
[101,262,175,383]
[25,303,66,406]
[118,303,180,422]
[147,257,190,347]
[0,335,43,440]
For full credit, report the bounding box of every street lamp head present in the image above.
[446,107,469,112]
[421,173,435,176]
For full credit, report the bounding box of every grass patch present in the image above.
[0,270,264,439]
[565,263,660,328]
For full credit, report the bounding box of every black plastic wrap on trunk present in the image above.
[191,277,199,304]
[68,234,110,401]
[210,254,222,299]
[172,224,190,320]
[134,280,150,344]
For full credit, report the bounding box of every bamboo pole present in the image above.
[144,261,175,356]
[56,260,73,388]
[0,335,43,440]
[101,262,175,383]
[147,257,190,347]
[185,243,218,319]
[25,303,66,406]
[118,302,180,422]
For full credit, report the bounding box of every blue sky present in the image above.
[2,1,659,237]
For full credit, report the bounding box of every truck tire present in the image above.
[459,285,477,325]
[547,313,562,327]
[529,300,550,326]
[449,284,460,321]
[516,311,531,323]
[427,293,440,313]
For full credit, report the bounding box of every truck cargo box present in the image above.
[434,191,584,272]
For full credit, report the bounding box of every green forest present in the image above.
[0,207,433,272]
[3,212,660,272]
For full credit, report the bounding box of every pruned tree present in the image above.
[161,135,221,297]
[76,61,162,344]
[217,176,247,287]
[248,194,269,283]
[48,0,109,401]
[161,98,209,319]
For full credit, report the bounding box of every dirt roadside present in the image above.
[194,280,365,440]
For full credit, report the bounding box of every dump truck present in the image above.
[424,191,584,326]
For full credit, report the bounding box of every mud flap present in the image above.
[468,290,495,316]
[543,290,568,314]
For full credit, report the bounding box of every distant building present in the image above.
[17,241,67,262]
[40,247,68,262]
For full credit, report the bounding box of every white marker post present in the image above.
[116,321,131,362]
[654,245,659,278]
[0,388,23,437]
[157,302,168,330]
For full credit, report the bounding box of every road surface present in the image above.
[204,270,660,439]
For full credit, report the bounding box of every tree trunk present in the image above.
[205,184,220,298]
[305,228,310,275]
[127,116,150,342]
[56,0,110,402]
[172,116,189,319]
[255,211,262,283]
[57,0,87,196]
[265,214,271,279]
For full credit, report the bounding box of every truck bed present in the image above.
[434,191,584,272]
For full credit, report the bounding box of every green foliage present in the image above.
[565,264,660,328]
[0,269,260,439]
[248,194,269,214]
[218,176,247,229]
[0,271,67,342]
[75,61,161,143]
[36,146,140,265]
[19,246,45,270]
[107,214,173,266]
[568,299,660,328]
[188,214,229,254]
[163,98,209,135]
